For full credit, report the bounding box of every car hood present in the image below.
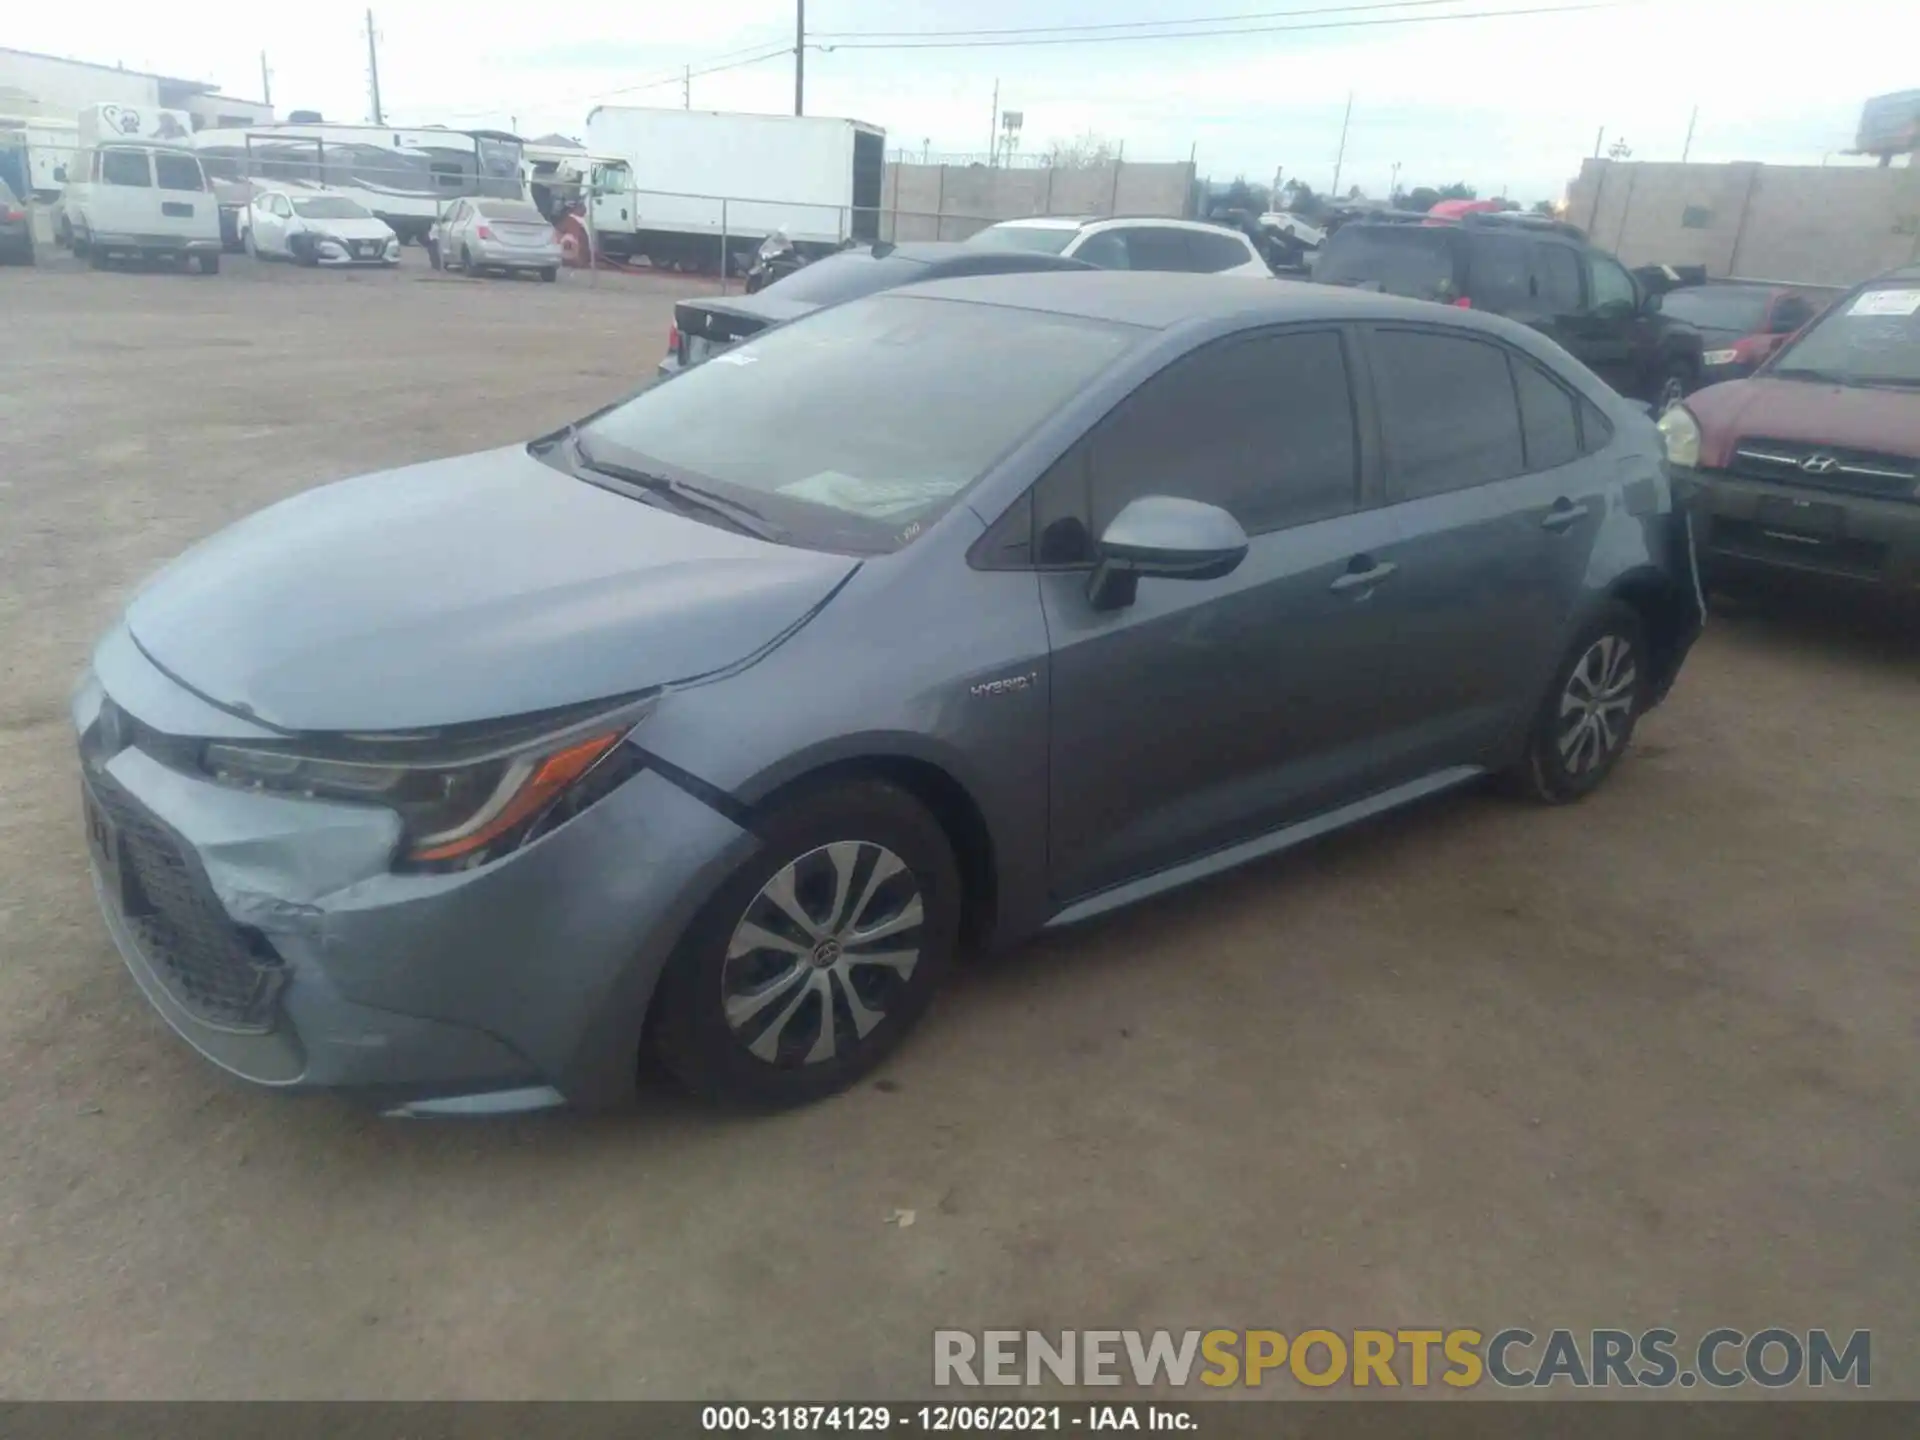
[307,217,394,243]
[124,445,858,733]
[1688,375,1920,468]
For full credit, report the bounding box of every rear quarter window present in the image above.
[99,150,151,187]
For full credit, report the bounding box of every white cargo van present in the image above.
[58,105,222,273]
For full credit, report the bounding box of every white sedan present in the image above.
[245,189,400,267]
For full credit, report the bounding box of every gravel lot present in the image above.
[1,254,1915,1399]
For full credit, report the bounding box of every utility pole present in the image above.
[260,52,272,109]
[988,78,999,165]
[1593,125,1605,158]
[1390,159,1400,201]
[1330,91,1353,197]
[684,64,691,110]
[794,0,805,116]
[1680,105,1698,162]
[365,9,384,125]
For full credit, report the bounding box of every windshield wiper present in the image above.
[570,434,786,542]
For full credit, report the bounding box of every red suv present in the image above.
[1660,265,1920,595]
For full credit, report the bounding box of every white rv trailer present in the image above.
[188,123,526,242]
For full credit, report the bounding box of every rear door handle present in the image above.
[1541,499,1591,533]
[1330,559,1397,594]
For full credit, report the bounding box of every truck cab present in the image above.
[58,106,221,273]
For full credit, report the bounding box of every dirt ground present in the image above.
[0,254,1914,1400]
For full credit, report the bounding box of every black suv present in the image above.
[1313,214,1704,410]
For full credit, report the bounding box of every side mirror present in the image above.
[1087,495,1249,611]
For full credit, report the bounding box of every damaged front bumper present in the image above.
[73,624,757,1112]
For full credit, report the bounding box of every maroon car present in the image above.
[1658,265,1920,594]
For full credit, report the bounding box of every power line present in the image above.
[812,0,1489,39]
[815,1,1619,51]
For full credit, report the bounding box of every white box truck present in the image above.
[581,107,885,270]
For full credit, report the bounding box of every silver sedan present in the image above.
[431,197,563,281]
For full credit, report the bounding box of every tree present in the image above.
[1217,176,1271,214]
[1530,199,1557,216]
[1045,132,1119,169]
[1404,185,1442,213]
[1436,182,1477,201]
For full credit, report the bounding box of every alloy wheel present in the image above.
[1557,634,1637,776]
[720,841,925,1067]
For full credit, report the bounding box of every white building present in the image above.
[1,46,273,197]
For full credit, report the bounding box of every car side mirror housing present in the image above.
[1087,495,1250,610]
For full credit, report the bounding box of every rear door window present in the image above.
[1072,231,1130,269]
[1588,256,1639,316]
[1369,328,1526,497]
[1466,234,1536,310]
[1535,245,1585,312]
[153,154,205,192]
[1122,227,1199,273]
[100,150,152,188]
[1314,226,1457,301]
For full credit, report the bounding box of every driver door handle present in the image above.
[1541,499,1591,533]
[1330,559,1397,594]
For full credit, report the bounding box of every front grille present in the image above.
[1707,517,1887,578]
[1730,438,1918,502]
[86,765,287,1032]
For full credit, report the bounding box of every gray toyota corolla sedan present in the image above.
[75,272,1703,1114]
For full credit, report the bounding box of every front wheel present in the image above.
[650,781,962,1108]
[460,244,478,276]
[195,252,219,275]
[539,265,558,283]
[1508,603,1649,804]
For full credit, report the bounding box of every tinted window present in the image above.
[1314,226,1456,301]
[100,150,151,187]
[292,196,370,219]
[1075,330,1358,542]
[1579,399,1614,454]
[1466,234,1536,310]
[1187,229,1255,273]
[1121,228,1197,272]
[153,153,204,191]
[579,294,1139,554]
[968,224,1075,255]
[1536,246,1584,311]
[1073,231,1131,269]
[1371,329,1525,497]
[1589,256,1638,314]
[475,201,545,223]
[1511,358,1580,471]
[762,252,930,304]
[1656,285,1772,334]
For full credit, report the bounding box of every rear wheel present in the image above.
[195,252,219,275]
[1508,602,1649,804]
[540,265,557,283]
[650,781,961,1108]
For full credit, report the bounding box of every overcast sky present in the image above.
[11,0,1912,203]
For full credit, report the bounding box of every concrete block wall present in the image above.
[1568,158,1920,288]
[878,160,1196,242]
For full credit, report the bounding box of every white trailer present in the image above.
[581,106,885,268]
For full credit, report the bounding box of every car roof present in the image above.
[897,269,1504,331]
[985,216,1091,232]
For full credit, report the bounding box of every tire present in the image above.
[460,245,478,276]
[650,780,962,1108]
[1508,602,1649,804]
[55,215,73,250]
[195,252,219,275]
[84,232,107,269]
[243,228,259,260]
[293,235,318,267]
[426,238,441,270]
[540,265,557,283]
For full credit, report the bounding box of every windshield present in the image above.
[1314,226,1456,299]
[1657,286,1772,335]
[761,251,931,304]
[293,196,370,219]
[967,224,1076,255]
[576,293,1139,552]
[1771,284,1920,387]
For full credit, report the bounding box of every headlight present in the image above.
[201,698,652,871]
[1702,348,1739,366]
[1656,404,1701,468]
